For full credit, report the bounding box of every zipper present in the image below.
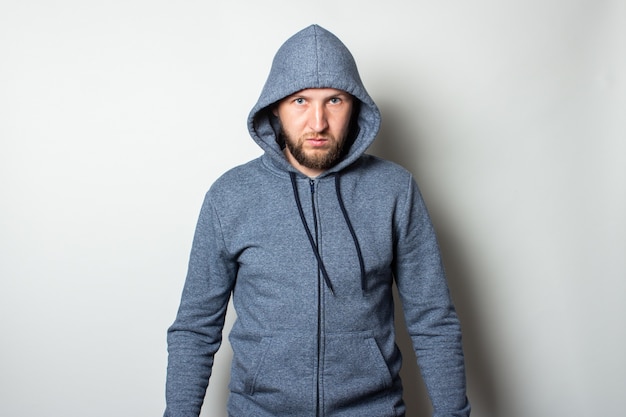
[310,179,323,417]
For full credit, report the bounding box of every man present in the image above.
[165,24,471,417]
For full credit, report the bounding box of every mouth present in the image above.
[305,136,331,147]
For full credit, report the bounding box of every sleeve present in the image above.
[393,176,471,417]
[164,192,237,417]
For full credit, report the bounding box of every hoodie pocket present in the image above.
[324,332,394,398]
[229,332,316,413]
[245,336,273,395]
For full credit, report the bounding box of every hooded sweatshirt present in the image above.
[165,25,470,417]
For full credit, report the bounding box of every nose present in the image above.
[309,102,329,132]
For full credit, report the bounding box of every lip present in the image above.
[306,138,329,146]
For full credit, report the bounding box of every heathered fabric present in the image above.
[165,25,470,417]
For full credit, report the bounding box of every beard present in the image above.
[281,129,346,172]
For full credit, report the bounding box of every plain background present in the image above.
[1,1,624,416]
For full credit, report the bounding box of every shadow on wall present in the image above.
[370,101,499,417]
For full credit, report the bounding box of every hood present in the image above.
[247,24,381,175]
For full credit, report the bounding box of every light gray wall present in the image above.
[1,1,624,416]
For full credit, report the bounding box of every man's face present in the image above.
[274,88,354,177]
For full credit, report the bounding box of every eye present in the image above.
[329,97,342,104]
[294,97,306,105]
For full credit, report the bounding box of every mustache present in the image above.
[301,133,335,141]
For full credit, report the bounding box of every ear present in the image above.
[271,105,279,117]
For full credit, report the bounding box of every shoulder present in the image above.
[208,157,265,195]
[351,154,415,187]
[330,155,419,210]
[358,154,412,174]
[204,156,290,215]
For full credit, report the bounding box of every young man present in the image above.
[165,25,471,417]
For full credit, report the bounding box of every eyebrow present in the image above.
[288,92,352,100]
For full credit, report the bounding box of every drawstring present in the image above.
[290,172,335,295]
[334,174,367,293]
[289,172,367,295]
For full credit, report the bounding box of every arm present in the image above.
[164,193,237,417]
[393,177,471,417]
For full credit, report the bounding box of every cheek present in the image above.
[334,114,353,137]
[278,111,306,132]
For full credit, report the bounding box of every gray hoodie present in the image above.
[165,25,470,417]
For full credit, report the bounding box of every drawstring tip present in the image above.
[325,278,336,296]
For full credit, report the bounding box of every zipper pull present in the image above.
[309,179,315,194]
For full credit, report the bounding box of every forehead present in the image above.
[286,88,351,99]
